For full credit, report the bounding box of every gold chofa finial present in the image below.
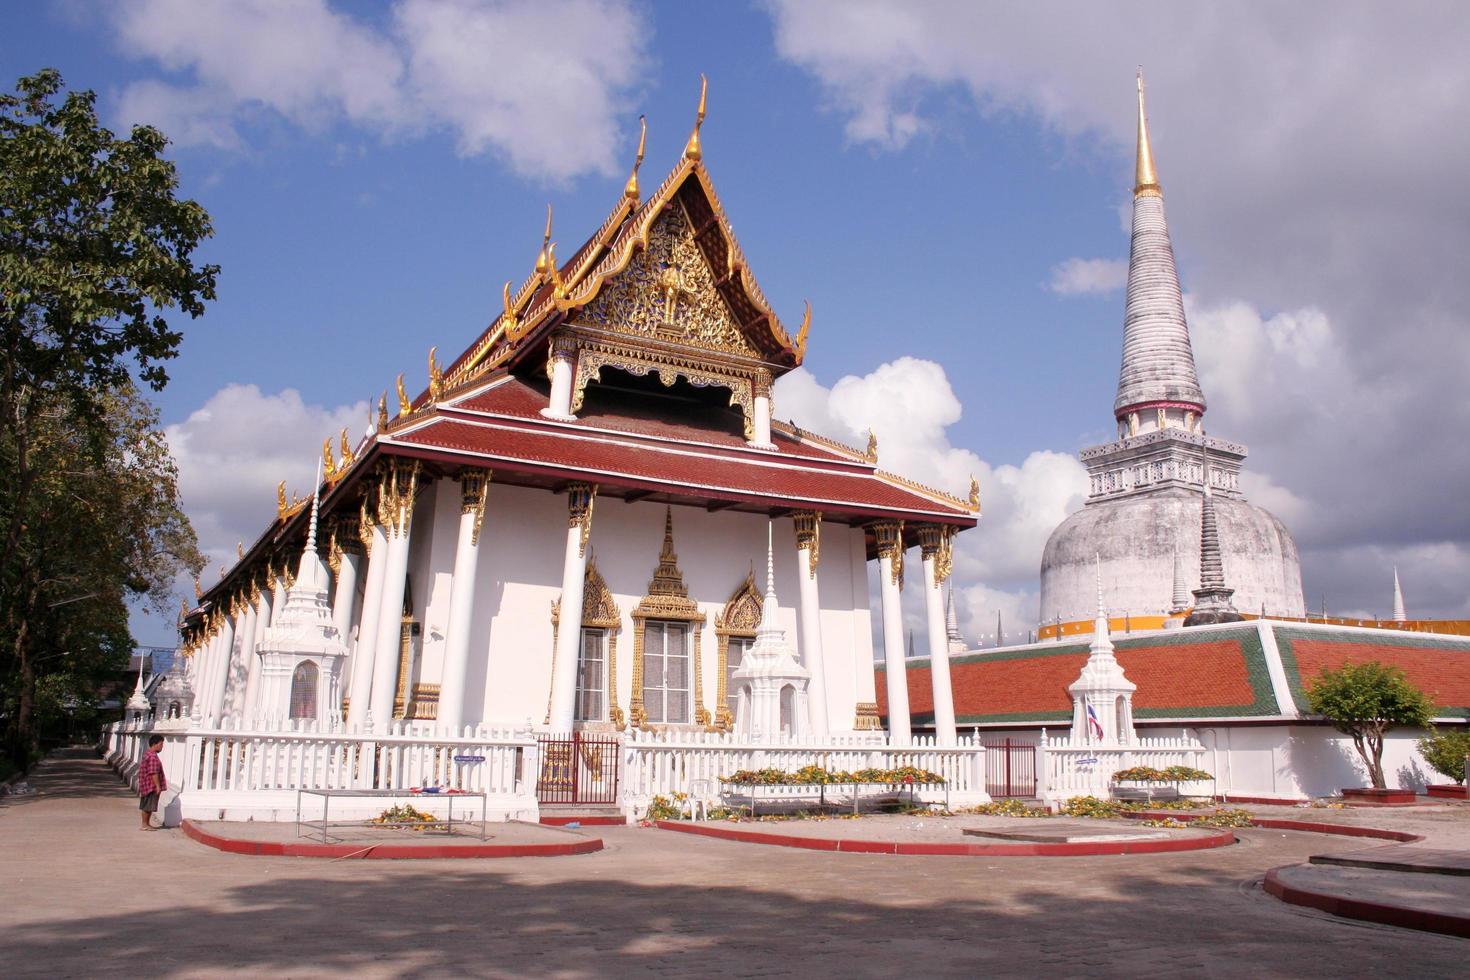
[377,392,388,429]
[683,74,708,161]
[625,115,647,201]
[546,241,566,299]
[535,204,553,275]
[427,346,443,402]
[276,481,288,519]
[323,437,337,479]
[236,541,244,560]
[395,373,411,416]
[865,429,878,462]
[968,475,981,513]
[502,280,525,341]
[194,576,203,600]
[1135,69,1160,197]
[795,300,812,357]
[339,427,355,467]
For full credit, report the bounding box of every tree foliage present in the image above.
[1417,729,1470,785]
[1,69,213,766]
[1305,661,1434,789]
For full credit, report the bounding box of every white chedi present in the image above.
[254,465,348,727]
[730,522,811,739]
[1067,558,1138,746]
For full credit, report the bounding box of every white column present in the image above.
[540,336,577,421]
[331,549,361,647]
[191,628,219,721]
[919,525,957,746]
[748,384,774,449]
[347,519,390,728]
[548,483,595,731]
[243,588,271,722]
[874,522,910,743]
[438,469,490,734]
[206,613,237,722]
[368,462,420,728]
[792,512,828,735]
[228,600,258,720]
[270,576,288,626]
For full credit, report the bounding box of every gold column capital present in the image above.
[792,510,822,579]
[915,523,956,585]
[871,520,905,587]
[567,482,597,558]
[460,467,493,546]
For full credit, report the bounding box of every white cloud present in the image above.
[1048,257,1127,296]
[108,0,648,179]
[166,384,367,583]
[776,358,1087,635]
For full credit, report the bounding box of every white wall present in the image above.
[398,481,876,732]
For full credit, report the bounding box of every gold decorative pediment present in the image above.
[715,571,762,636]
[575,204,758,359]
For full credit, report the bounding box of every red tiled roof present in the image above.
[1278,630,1470,716]
[450,377,851,462]
[879,627,1275,724]
[384,411,972,522]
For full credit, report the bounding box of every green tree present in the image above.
[1,69,212,766]
[1305,661,1434,789]
[1417,729,1470,785]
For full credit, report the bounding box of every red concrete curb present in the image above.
[540,815,627,826]
[653,820,1235,857]
[1122,812,1424,842]
[1263,866,1470,939]
[181,819,603,859]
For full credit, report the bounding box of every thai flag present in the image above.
[1086,703,1105,740]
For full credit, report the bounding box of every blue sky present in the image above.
[8,1,1470,643]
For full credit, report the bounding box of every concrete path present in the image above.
[3,749,1467,979]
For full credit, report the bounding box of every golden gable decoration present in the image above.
[629,507,708,729]
[712,569,763,731]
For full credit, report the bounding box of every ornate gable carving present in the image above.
[575,204,758,359]
[715,571,763,635]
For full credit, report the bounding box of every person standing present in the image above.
[138,734,167,830]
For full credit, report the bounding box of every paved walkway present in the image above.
[3,750,1468,978]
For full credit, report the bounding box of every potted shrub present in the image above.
[1305,661,1434,803]
[1417,729,1470,800]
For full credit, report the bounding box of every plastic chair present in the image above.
[687,778,715,820]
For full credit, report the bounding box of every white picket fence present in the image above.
[100,717,539,822]
[621,729,991,810]
[1037,730,1210,803]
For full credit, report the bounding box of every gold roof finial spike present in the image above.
[427,345,443,402]
[624,115,647,201]
[865,429,878,462]
[1134,68,1160,197]
[277,481,288,518]
[535,203,553,275]
[194,576,203,600]
[502,280,522,340]
[795,300,812,357]
[395,373,411,416]
[683,74,708,161]
[546,241,566,298]
[968,475,982,513]
[339,427,354,467]
[236,541,244,560]
[377,391,388,429]
[323,437,337,479]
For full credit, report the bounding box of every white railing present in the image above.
[100,717,538,820]
[621,729,990,808]
[1038,731,1209,803]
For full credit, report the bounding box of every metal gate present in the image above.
[536,733,620,805]
[982,738,1038,798]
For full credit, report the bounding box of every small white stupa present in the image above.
[730,522,811,739]
[151,662,194,721]
[1067,556,1137,746]
[125,654,152,723]
[255,463,347,727]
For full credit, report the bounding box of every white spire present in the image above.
[755,520,783,643]
[1092,553,1113,654]
[306,458,322,552]
[1392,566,1406,622]
[1170,546,1189,614]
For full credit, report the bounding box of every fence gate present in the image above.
[536,733,620,806]
[982,738,1038,798]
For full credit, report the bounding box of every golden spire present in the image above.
[795,300,812,357]
[339,427,355,467]
[376,392,388,430]
[276,481,288,518]
[534,204,553,275]
[323,437,337,479]
[625,115,647,201]
[1134,69,1161,197]
[546,241,566,299]
[395,373,411,415]
[683,74,708,161]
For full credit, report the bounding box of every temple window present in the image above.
[779,685,796,735]
[726,635,753,717]
[289,662,319,720]
[642,620,690,724]
[575,628,607,722]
